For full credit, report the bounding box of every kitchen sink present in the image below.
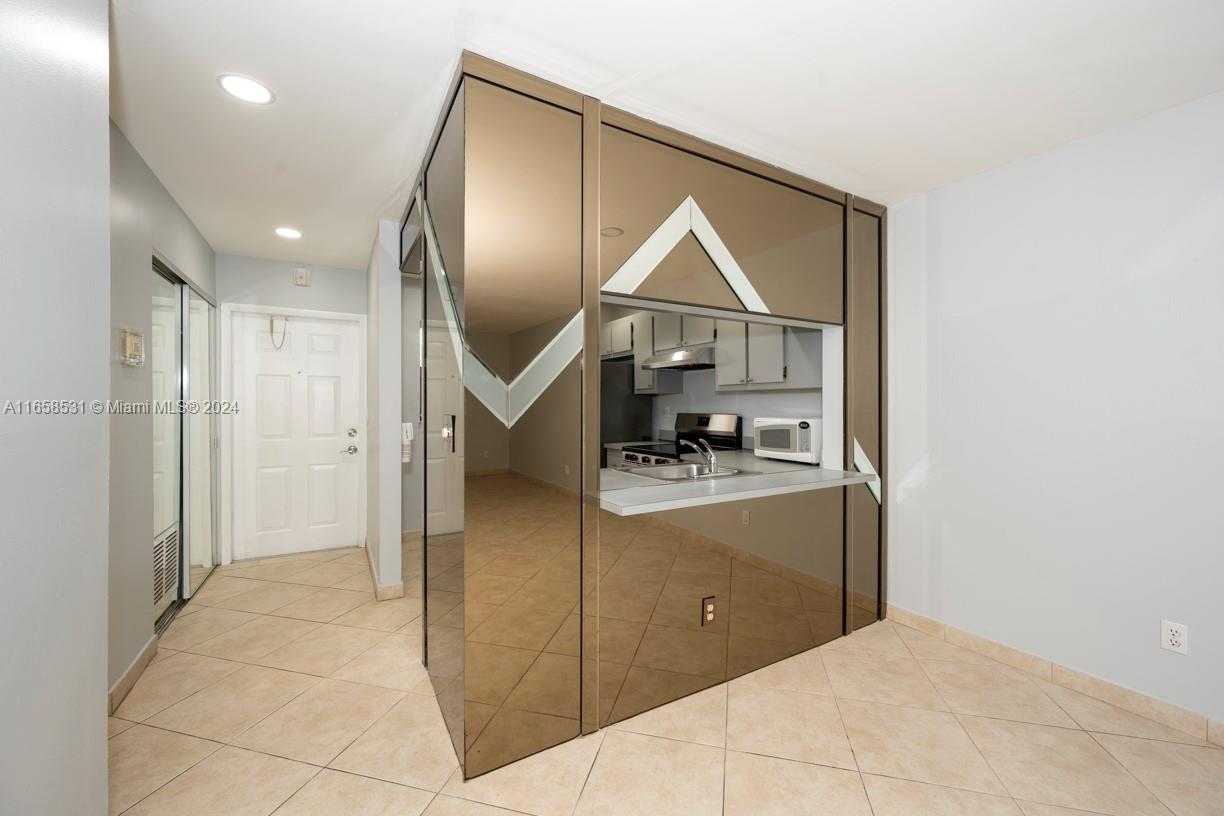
[627,463,754,481]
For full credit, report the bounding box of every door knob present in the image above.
[340,445,359,455]
[347,427,358,437]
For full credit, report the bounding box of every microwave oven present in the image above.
[753,417,821,464]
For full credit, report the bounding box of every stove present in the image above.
[614,413,742,467]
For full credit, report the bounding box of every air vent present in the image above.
[153,528,179,610]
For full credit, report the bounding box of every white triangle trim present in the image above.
[422,192,582,429]
[852,437,882,505]
[601,195,770,314]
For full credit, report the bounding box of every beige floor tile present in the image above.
[440,730,604,816]
[331,693,460,791]
[123,745,317,816]
[724,751,872,816]
[212,582,321,614]
[188,615,320,663]
[107,724,219,814]
[1016,803,1112,816]
[838,698,1007,794]
[332,550,372,565]
[332,571,377,592]
[158,607,258,651]
[736,645,833,696]
[334,596,423,631]
[145,665,319,742]
[822,649,947,710]
[422,795,522,816]
[109,717,136,738]
[190,575,269,606]
[257,624,387,676]
[115,652,243,721]
[1037,681,1209,745]
[283,562,368,587]
[612,683,727,747]
[726,681,855,769]
[226,560,328,582]
[959,716,1172,816]
[574,730,723,816]
[1093,732,1224,816]
[822,621,912,657]
[466,571,530,604]
[467,605,570,651]
[894,624,998,665]
[233,678,403,765]
[331,632,433,693]
[271,587,373,623]
[277,768,434,816]
[923,660,1076,727]
[862,774,1023,816]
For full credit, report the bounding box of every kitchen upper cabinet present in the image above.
[653,313,682,351]
[655,314,715,351]
[715,320,747,387]
[600,125,844,324]
[601,316,633,357]
[684,316,715,346]
[746,324,784,384]
[630,312,681,395]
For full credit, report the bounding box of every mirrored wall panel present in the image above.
[422,77,583,779]
[185,288,217,596]
[600,125,844,324]
[152,269,181,620]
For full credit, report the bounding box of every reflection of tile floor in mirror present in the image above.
[111,537,1222,814]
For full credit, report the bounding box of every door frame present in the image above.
[220,303,368,566]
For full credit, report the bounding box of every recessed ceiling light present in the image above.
[600,226,625,237]
[275,227,302,240]
[218,74,275,104]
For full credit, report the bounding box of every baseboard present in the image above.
[885,604,1217,745]
[109,634,158,714]
[364,540,404,601]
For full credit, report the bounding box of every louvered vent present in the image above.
[153,528,179,607]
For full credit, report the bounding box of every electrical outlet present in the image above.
[564,464,571,476]
[701,596,716,626]
[1161,620,1188,655]
[741,510,750,526]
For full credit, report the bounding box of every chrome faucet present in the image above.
[679,439,718,472]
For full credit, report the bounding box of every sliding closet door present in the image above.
[151,269,182,620]
[184,289,218,597]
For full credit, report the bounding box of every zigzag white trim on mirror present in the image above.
[852,437,882,504]
[422,193,582,429]
[600,196,769,313]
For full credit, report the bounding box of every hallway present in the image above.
[108,545,1223,815]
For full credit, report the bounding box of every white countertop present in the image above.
[599,449,875,516]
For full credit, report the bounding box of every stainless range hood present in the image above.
[641,346,715,370]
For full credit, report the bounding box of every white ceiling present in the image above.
[111,0,1224,269]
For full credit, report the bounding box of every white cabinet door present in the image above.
[715,320,747,386]
[653,313,682,351]
[631,312,656,392]
[610,317,632,354]
[683,316,715,346]
[599,323,612,355]
[747,323,785,384]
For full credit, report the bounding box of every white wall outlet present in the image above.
[1161,620,1188,655]
[741,510,750,526]
[564,464,571,476]
[293,266,311,287]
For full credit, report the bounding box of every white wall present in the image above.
[0,0,109,811]
[365,220,402,586]
[216,253,366,314]
[653,368,822,445]
[888,90,1224,721]
[109,121,215,690]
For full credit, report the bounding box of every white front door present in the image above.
[234,311,364,560]
[424,321,463,534]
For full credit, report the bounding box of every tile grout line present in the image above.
[1084,730,1179,816]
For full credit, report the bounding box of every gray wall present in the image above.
[888,90,1224,721]
[0,0,109,810]
[216,253,366,314]
[109,122,216,689]
[366,220,402,585]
